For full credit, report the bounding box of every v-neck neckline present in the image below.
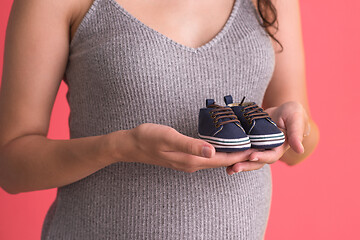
[108,0,241,53]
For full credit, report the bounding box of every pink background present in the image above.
[0,0,359,239]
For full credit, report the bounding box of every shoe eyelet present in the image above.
[211,115,216,119]
[215,124,220,128]
[213,120,218,123]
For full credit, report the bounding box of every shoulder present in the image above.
[11,0,94,41]
[9,0,76,40]
[11,0,76,22]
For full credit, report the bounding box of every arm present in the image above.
[0,0,123,194]
[262,0,320,165]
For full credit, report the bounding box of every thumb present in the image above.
[165,129,215,158]
[284,112,305,154]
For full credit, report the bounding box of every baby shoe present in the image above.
[198,99,251,152]
[224,95,285,149]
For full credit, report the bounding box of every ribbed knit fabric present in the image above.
[41,0,275,239]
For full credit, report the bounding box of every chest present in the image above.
[71,0,259,49]
[114,0,236,49]
[67,0,275,89]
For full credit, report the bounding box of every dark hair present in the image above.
[256,0,283,52]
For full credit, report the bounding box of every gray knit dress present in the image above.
[41,0,275,239]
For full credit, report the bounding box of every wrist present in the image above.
[100,129,133,165]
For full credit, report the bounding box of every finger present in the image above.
[208,149,257,168]
[162,128,215,158]
[284,112,305,154]
[226,166,235,175]
[248,143,289,164]
[227,161,266,174]
[162,148,256,170]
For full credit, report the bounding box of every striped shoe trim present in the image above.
[248,133,284,139]
[198,134,250,144]
[205,138,251,146]
[250,136,285,142]
[211,142,251,149]
[251,139,285,146]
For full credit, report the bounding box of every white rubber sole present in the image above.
[210,142,252,149]
[248,133,285,146]
[198,134,251,149]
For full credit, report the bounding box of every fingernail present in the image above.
[235,169,243,173]
[250,158,258,161]
[300,143,305,154]
[202,146,213,158]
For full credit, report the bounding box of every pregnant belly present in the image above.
[42,162,272,240]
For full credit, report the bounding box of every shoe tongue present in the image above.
[206,99,215,107]
[224,95,233,105]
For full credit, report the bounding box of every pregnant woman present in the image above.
[0,0,319,239]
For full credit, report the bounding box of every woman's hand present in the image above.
[108,123,256,173]
[226,101,310,175]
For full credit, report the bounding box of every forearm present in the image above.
[0,132,121,194]
[280,119,319,166]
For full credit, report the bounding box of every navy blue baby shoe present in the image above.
[224,95,285,149]
[198,99,251,152]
